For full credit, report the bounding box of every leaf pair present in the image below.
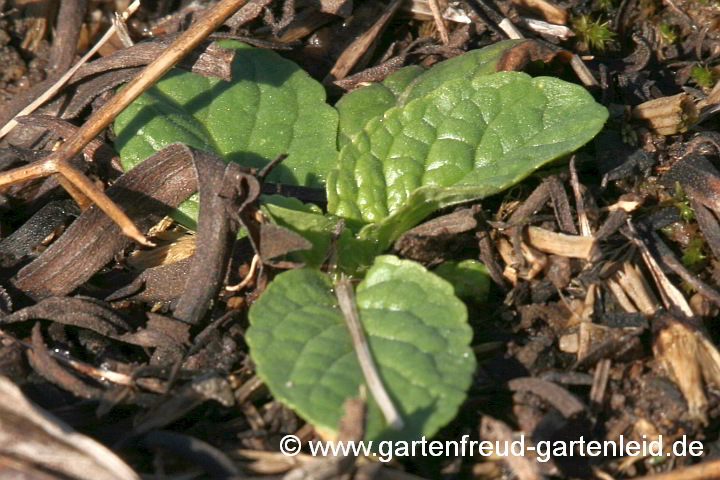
[115,39,608,245]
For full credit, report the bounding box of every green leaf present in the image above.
[246,255,475,442]
[433,260,491,302]
[114,40,338,224]
[335,40,525,147]
[328,71,609,246]
[260,195,339,268]
[260,196,384,272]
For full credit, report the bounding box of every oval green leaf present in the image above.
[246,255,475,442]
[327,71,608,245]
[114,40,338,226]
[335,40,525,148]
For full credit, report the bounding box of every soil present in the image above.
[1,0,720,479]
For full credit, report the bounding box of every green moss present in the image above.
[682,237,707,270]
[657,22,678,45]
[690,65,716,88]
[594,0,614,11]
[572,15,616,51]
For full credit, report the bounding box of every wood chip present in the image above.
[525,226,600,261]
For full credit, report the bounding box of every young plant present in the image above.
[114,40,608,442]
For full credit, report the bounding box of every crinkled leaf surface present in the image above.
[114,40,338,226]
[328,71,608,246]
[336,40,525,148]
[246,255,475,442]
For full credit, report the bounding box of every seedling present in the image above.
[113,40,609,442]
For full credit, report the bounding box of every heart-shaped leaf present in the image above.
[327,71,608,246]
[114,40,338,226]
[246,255,475,442]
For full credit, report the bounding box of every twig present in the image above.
[323,0,404,84]
[334,275,404,430]
[498,18,524,39]
[0,0,252,246]
[427,0,450,44]
[0,327,165,392]
[569,156,593,236]
[626,221,693,317]
[570,54,599,87]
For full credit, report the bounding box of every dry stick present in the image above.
[626,220,694,317]
[0,0,251,246]
[0,0,141,140]
[498,18,524,39]
[334,275,404,431]
[569,156,593,236]
[427,0,450,44]
[323,0,404,84]
[0,327,164,392]
[570,54,599,87]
